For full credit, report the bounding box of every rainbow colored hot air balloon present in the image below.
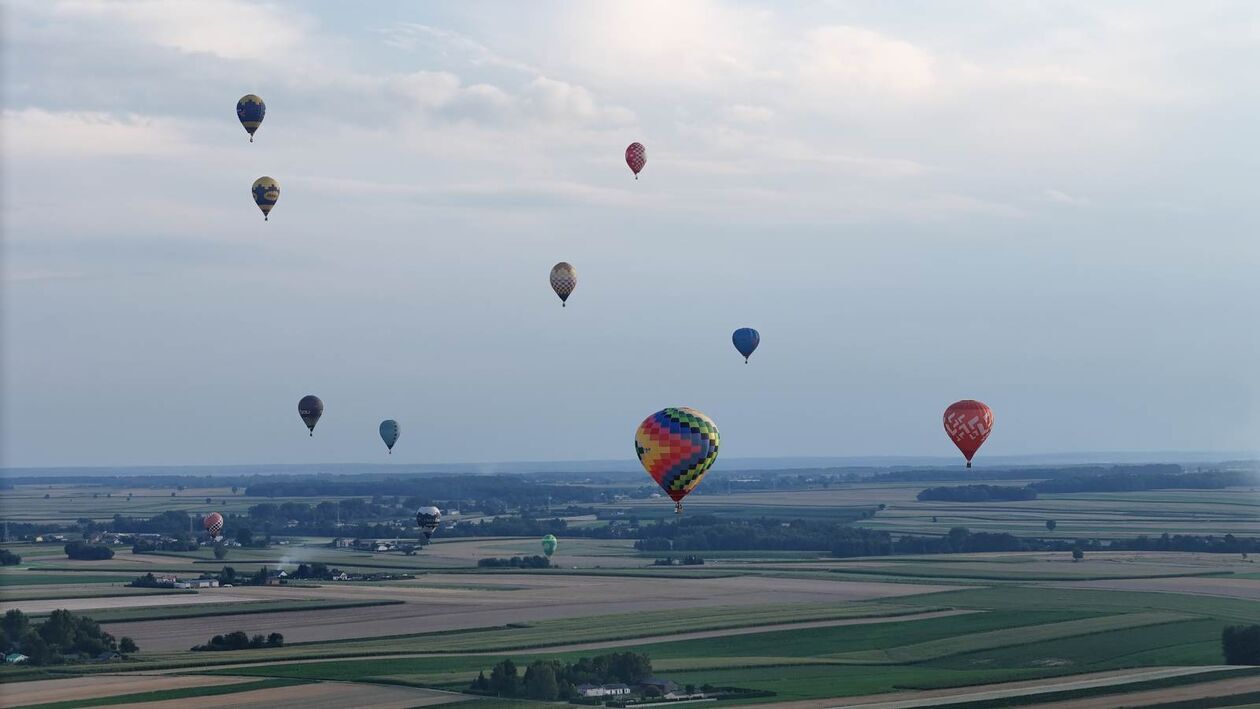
[635,407,719,513]
[236,94,266,142]
[625,142,646,179]
[550,262,577,307]
[943,399,994,468]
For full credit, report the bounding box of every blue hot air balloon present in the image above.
[380,419,400,454]
[237,94,266,142]
[732,328,760,363]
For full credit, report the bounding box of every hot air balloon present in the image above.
[541,534,558,558]
[943,399,994,468]
[550,262,577,307]
[236,94,266,142]
[635,407,720,514]
[625,142,646,179]
[732,328,760,363]
[252,176,279,220]
[203,512,224,539]
[416,506,441,541]
[298,395,323,436]
[379,420,400,454]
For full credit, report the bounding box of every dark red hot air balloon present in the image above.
[943,400,993,468]
[625,142,646,179]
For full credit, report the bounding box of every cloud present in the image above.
[51,0,312,61]
[1,109,201,159]
[1043,189,1090,206]
[798,26,938,100]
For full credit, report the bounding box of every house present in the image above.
[5,653,28,664]
[575,684,632,698]
[264,576,285,586]
[333,537,354,548]
[93,651,121,663]
[188,578,219,588]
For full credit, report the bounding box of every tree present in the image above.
[489,658,518,695]
[213,543,228,560]
[235,526,254,546]
[471,671,490,691]
[2,609,29,640]
[1072,546,1084,562]
[1222,625,1260,664]
[119,637,138,654]
[205,497,212,505]
[1046,520,1057,531]
[231,486,239,494]
[0,549,20,565]
[267,632,284,647]
[64,540,114,560]
[524,661,559,700]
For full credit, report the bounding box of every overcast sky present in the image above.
[3,1,1258,468]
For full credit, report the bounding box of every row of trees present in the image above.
[477,555,552,568]
[0,549,20,565]
[191,630,283,651]
[2,609,137,665]
[1222,625,1260,665]
[470,653,653,700]
[63,540,113,560]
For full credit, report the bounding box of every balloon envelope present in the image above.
[298,395,323,436]
[416,506,441,540]
[635,407,719,512]
[541,534,558,557]
[203,512,224,538]
[943,399,994,467]
[236,94,265,141]
[550,262,577,306]
[732,328,760,362]
[625,142,646,178]
[379,420,400,453]
[252,176,279,220]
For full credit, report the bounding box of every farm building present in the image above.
[576,683,632,698]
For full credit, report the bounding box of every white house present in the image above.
[575,684,632,698]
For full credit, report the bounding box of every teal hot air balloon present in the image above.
[236,94,266,142]
[541,534,558,557]
[380,419,400,454]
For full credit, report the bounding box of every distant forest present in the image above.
[918,469,1260,502]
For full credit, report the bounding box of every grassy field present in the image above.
[5,478,1259,707]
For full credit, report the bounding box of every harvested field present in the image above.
[103,573,963,650]
[0,674,254,706]
[132,680,467,708]
[1031,673,1260,708]
[1048,575,1260,600]
[1,590,262,615]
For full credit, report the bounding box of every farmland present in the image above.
[2,468,1259,707]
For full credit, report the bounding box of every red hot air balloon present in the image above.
[625,142,646,179]
[204,512,224,539]
[943,400,994,468]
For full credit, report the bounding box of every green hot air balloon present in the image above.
[541,534,558,558]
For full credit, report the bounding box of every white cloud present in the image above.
[722,104,774,124]
[1043,189,1090,206]
[798,26,938,100]
[52,0,311,61]
[1,109,200,159]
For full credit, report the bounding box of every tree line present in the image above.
[470,652,653,701]
[2,609,137,665]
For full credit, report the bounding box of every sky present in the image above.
[2,1,1258,468]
